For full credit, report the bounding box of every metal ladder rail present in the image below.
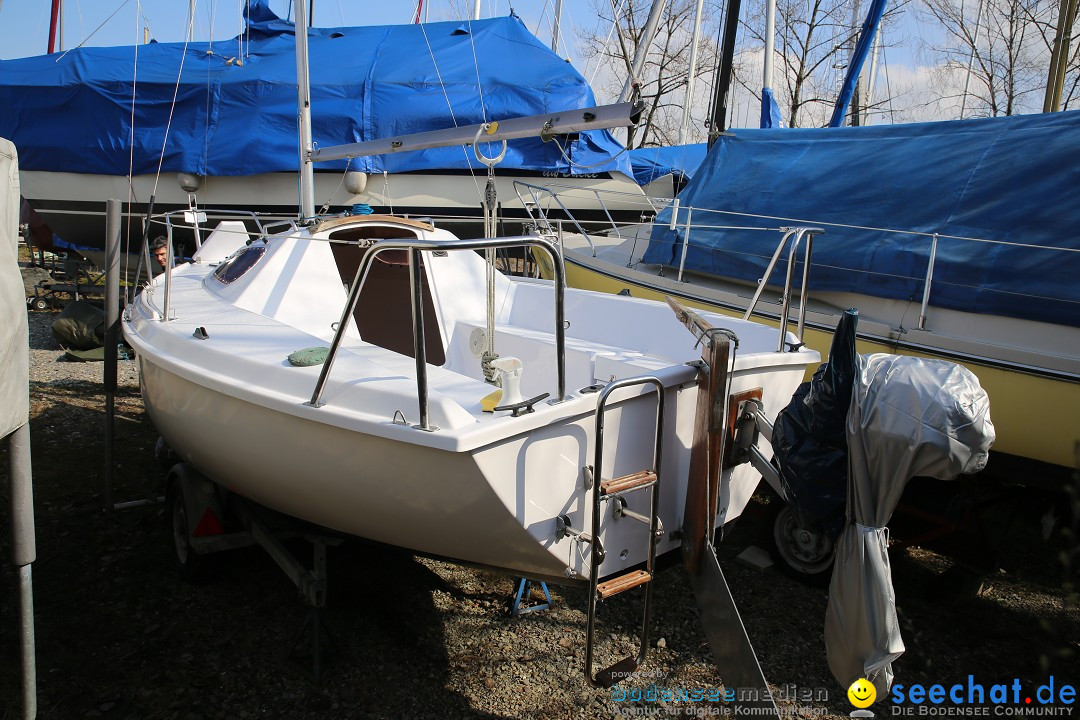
[741,226,823,351]
[585,376,666,688]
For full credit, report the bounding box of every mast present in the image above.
[959,0,985,118]
[294,0,316,218]
[552,0,564,52]
[679,0,707,144]
[473,0,482,20]
[708,0,743,143]
[1044,0,1079,111]
[48,0,61,53]
[848,0,863,125]
[618,0,668,103]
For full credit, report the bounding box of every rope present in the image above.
[481,167,500,384]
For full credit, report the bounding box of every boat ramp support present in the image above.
[167,463,343,681]
[6,423,37,720]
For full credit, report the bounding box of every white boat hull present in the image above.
[124,216,816,581]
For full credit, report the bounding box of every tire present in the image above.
[31,298,49,311]
[167,475,216,583]
[771,504,836,585]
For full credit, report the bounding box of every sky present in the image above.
[0,1,588,63]
[0,0,970,129]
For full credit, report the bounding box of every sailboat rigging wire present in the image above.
[549,135,630,169]
[417,20,486,203]
[123,0,142,304]
[318,157,353,215]
[586,0,627,87]
[466,19,489,123]
[151,0,198,198]
[55,0,131,62]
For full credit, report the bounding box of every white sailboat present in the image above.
[120,0,821,698]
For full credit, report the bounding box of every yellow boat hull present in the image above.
[565,260,1080,470]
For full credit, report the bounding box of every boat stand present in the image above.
[169,463,344,682]
[510,578,553,616]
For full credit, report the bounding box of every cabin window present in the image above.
[212,243,266,285]
[329,228,446,366]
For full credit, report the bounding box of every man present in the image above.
[149,236,171,270]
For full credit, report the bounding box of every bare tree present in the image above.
[918,0,1077,115]
[576,0,722,147]
[732,0,906,127]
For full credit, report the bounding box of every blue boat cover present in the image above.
[627,143,708,185]
[644,111,1080,327]
[0,1,630,178]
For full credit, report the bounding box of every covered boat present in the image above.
[556,111,1080,474]
[0,1,645,249]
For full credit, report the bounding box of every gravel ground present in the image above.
[1,304,1078,720]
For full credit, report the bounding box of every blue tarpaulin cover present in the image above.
[0,1,630,179]
[643,111,1080,327]
[627,143,708,186]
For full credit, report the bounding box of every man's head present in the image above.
[150,236,169,268]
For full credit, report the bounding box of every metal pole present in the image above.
[294,0,316,219]
[918,233,938,330]
[162,225,174,321]
[188,0,195,41]
[960,0,986,119]
[680,0,707,145]
[1051,0,1079,111]
[1044,0,1070,111]
[708,0,743,140]
[863,32,881,125]
[795,232,813,342]
[8,423,37,720]
[552,0,563,52]
[618,0,669,103]
[848,0,863,125]
[473,0,482,20]
[409,249,430,430]
[104,199,121,512]
[762,0,776,93]
[777,231,804,351]
[677,208,694,283]
[742,228,797,321]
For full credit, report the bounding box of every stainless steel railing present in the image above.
[307,234,568,430]
[742,227,823,352]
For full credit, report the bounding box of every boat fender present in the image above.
[287,346,330,367]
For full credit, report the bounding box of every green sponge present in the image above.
[287,346,330,367]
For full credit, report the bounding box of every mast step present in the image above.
[596,569,651,600]
[600,470,657,496]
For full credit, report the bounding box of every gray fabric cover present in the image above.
[825,354,995,695]
[0,138,28,439]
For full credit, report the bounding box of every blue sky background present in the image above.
[0,1,583,61]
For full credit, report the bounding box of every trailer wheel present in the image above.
[30,297,49,311]
[771,504,835,584]
[166,471,215,583]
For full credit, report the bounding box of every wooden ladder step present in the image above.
[600,470,657,496]
[596,569,652,600]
